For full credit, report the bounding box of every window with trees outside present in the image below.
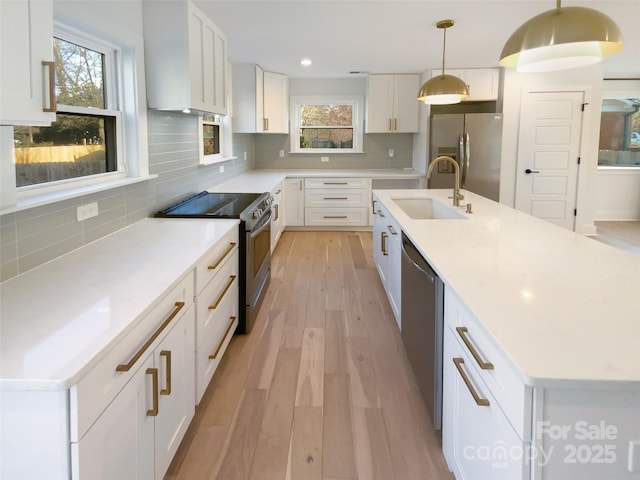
[13,35,121,188]
[598,98,640,167]
[290,95,364,154]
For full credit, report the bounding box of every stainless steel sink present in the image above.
[392,198,467,220]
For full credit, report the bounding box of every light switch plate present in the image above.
[321,156,329,162]
[77,202,99,222]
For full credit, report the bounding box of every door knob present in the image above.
[525,168,540,174]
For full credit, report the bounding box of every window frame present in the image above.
[0,17,151,213]
[198,113,233,166]
[289,95,364,154]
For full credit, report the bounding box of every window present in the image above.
[290,95,364,153]
[598,98,640,167]
[13,34,123,188]
[198,115,221,164]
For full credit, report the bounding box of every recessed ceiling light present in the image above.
[300,58,312,67]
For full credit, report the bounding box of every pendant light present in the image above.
[499,0,623,73]
[418,20,469,105]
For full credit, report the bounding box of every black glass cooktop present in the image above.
[155,192,262,218]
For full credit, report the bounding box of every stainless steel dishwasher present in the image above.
[401,232,444,431]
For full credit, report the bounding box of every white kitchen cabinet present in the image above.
[271,181,284,251]
[304,177,371,227]
[143,0,228,115]
[371,196,401,326]
[194,229,239,404]
[284,178,305,226]
[74,305,195,480]
[0,0,56,126]
[366,74,419,133]
[433,68,500,101]
[232,64,288,133]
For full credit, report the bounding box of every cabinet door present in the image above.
[392,74,419,133]
[372,205,389,284]
[443,325,528,480]
[271,182,284,251]
[154,306,195,479]
[0,0,56,126]
[72,355,155,480]
[188,4,227,115]
[465,69,499,101]
[366,75,394,133]
[385,219,401,325]
[263,71,287,133]
[284,178,305,226]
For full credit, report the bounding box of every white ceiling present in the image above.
[194,0,640,79]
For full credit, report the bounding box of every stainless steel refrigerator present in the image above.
[428,113,503,202]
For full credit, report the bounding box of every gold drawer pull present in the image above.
[209,316,236,360]
[323,182,348,185]
[323,216,348,219]
[274,204,279,221]
[323,197,348,200]
[387,225,397,235]
[453,358,490,407]
[116,302,185,372]
[42,61,57,112]
[456,327,494,370]
[377,209,385,218]
[381,232,388,256]
[146,368,159,416]
[208,275,236,310]
[160,350,171,395]
[207,242,237,270]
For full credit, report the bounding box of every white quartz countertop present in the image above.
[374,189,640,388]
[0,218,239,390]
[208,168,424,193]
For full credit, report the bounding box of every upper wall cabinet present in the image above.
[143,0,227,115]
[0,0,56,126]
[232,64,288,134]
[366,74,420,133]
[432,68,500,102]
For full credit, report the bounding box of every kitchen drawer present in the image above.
[195,277,238,403]
[305,190,369,208]
[443,325,530,480]
[195,249,238,335]
[304,207,370,226]
[445,289,532,440]
[305,177,370,189]
[195,227,239,294]
[70,272,194,442]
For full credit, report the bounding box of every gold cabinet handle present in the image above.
[456,327,494,370]
[389,118,393,131]
[299,180,303,191]
[263,117,269,131]
[146,368,159,416]
[116,302,185,372]
[387,225,397,235]
[209,316,236,360]
[453,358,490,407]
[159,350,171,395]
[323,216,348,219]
[208,275,236,310]
[323,182,348,185]
[394,118,398,131]
[377,209,385,218]
[274,204,279,221]
[42,61,56,113]
[372,199,376,213]
[323,197,348,200]
[207,242,237,270]
[381,232,388,256]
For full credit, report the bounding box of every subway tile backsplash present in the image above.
[0,111,254,282]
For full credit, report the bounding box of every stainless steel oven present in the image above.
[155,191,272,334]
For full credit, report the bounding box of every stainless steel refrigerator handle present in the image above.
[401,238,436,283]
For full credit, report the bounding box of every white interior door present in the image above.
[515,91,584,230]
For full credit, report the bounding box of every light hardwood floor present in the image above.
[593,221,640,255]
[165,231,453,480]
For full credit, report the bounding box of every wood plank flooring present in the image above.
[593,221,640,255]
[165,231,453,480]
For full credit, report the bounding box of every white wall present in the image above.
[595,169,640,220]
[412,71,430,174]
[500,65,604,235]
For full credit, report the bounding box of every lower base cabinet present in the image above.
[73,305,195,480]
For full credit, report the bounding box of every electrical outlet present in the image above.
[219,165,224,173]
[321,156,329,162]
[388,149,394,158]
[279,149,285,158]
[244,151,247,160]
[630,440,640,472]
[77,202,99,222]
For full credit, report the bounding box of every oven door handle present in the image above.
[249,210,273,238]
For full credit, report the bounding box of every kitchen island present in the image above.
[374,188,640,480]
